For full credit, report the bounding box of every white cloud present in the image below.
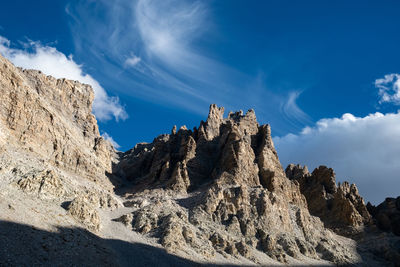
[376,73,400,105]
[101,132,120,149]
[0,36,127,122]
[124,54,141,67]
[274,112,400,204]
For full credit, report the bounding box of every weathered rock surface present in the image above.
[286,164,372,236]
[1,52,400,266]
[67,195,101,232]
[65,190,121,232]
[16,169,65,198]
[367,196,400,236]
[116,104,373,265]
[0,53,119,234]
[0,54,116,190]
[118,105,291,194]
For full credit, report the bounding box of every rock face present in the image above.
[0,54,115,190]
[67,196,101,232]
[0,53,118,234]
[1,52,399,266]
[116,105,367,264]
[286,164,372,236]
[118,105,289,194]
[16,169,65,199]
[368,196,400,236]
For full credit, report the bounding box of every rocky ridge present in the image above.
[0,54,121,232]
[285,164,372,236]
[367,197,400,236]
[0,52,399,266]
[114,104,399,265]
[0,56,115,186]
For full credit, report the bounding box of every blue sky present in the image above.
[1,0,400,203]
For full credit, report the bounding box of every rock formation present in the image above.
[0,54,119,234]
[368,196,400,236]
[115,104,397,265]
[0,53,399,266]
[286,164,372,236]
[0,54,115,190]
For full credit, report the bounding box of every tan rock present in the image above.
[368,196,400,236]
[132,208,159,234]
[286,164,372,235]
[17,169,64,198]
[1,52,398,266]
[0,54,116,191]
[67,196,101,232]
[117,104,363,264]
[115,214,133,228]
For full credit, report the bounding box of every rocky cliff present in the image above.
[0,54,120,234]
[285,164,372,236]
[0,54,115,188]
[115,104,399,265]
[0,53,399,266]
[368,196,400,236]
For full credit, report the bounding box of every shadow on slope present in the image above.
[0,220,257,267]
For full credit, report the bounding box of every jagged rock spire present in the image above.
[204,104,224,140]
[118,104,286,192]
[1,53,398,266]
[116,104,377,264]
[286,164,372,235]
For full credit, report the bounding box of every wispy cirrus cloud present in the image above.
[135,0,219,83]
[66,0,310,132]
[0,35,127,121]
[280,91,312,128]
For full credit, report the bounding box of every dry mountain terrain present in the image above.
[0,53,399,266]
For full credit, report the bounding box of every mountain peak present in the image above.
[1,55,399,266]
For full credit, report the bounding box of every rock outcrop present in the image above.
[0,54,115,190]
[286,164,372,236]
[67,195,101,232]
[367,196,400,236]
[115,105,368,264]
[1,52,399,266]
[118,105,290,194]
[16,169,65,199]
[0,53,118,234]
